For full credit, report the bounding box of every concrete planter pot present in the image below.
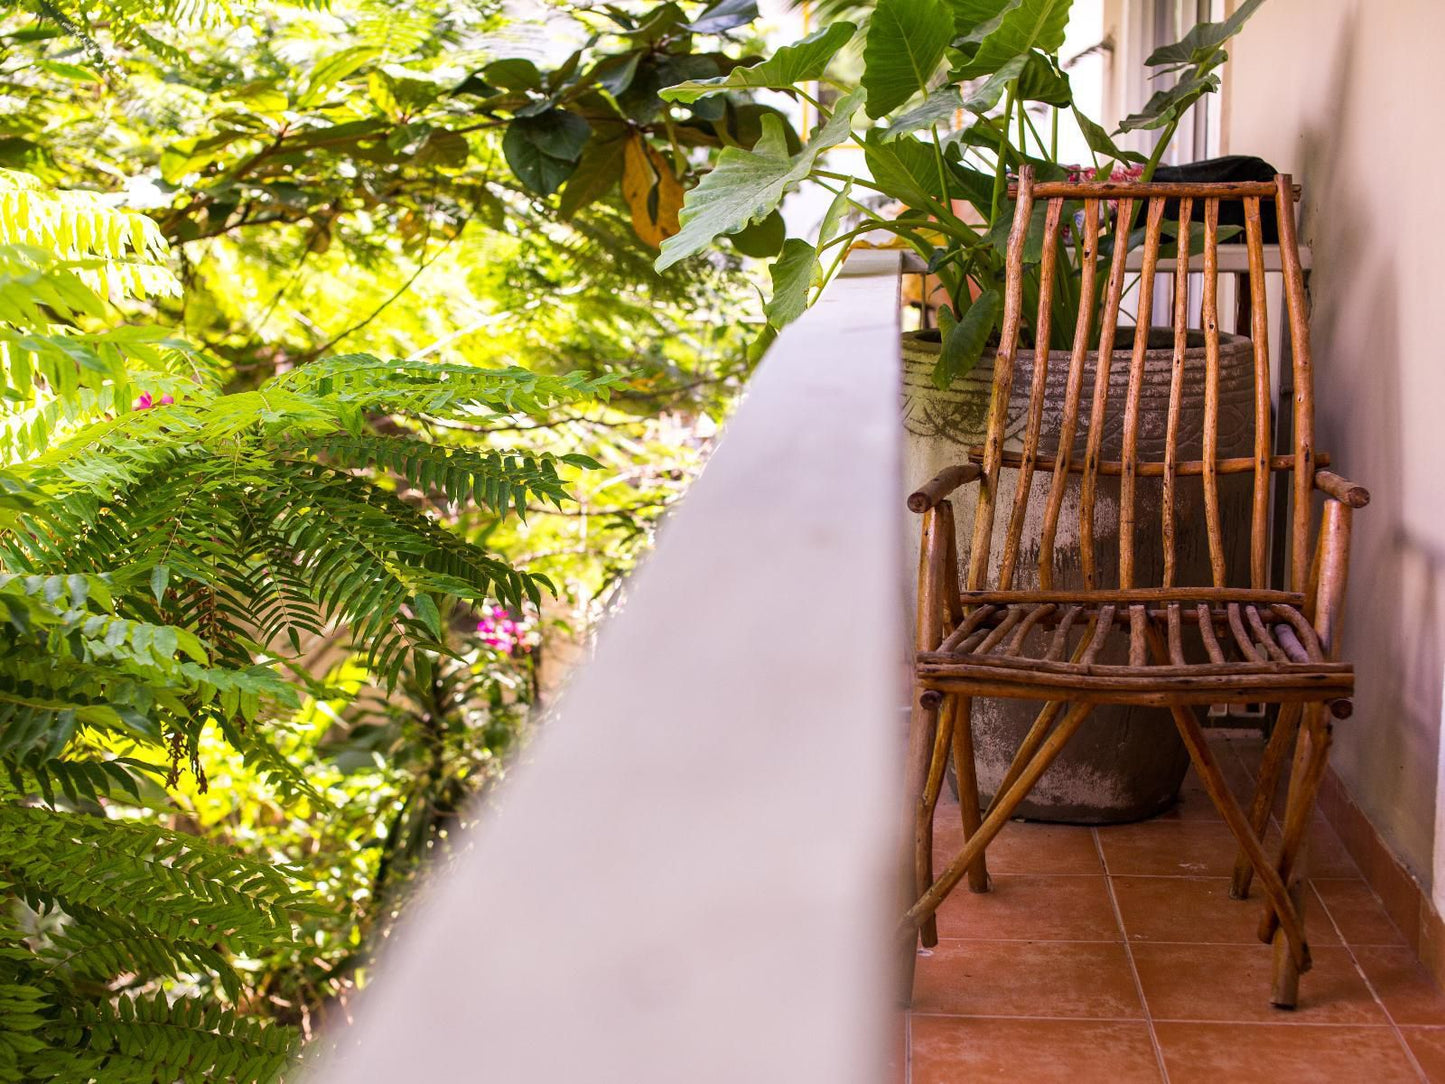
[903,327,1257,824]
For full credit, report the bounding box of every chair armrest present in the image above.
[908,464,983,513]
[1312,500,1353,657]
[1314,470,1370,509]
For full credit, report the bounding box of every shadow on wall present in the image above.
[1296,6,1445,892]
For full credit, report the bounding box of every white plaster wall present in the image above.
[1219,0,1445,901]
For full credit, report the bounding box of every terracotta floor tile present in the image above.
[1154,1022,1420,1083]
[911,940,1144,1019]
[1353,945,1445,1025]
[1131,944,1387,1023]
[1112,876,1339,946]
[1096,820,1246,878]
[1399,1027,1445,1082]
[931,813,1104,876]
[1312,880,1408,946]
[933,875,1120,942]
[1301,818,1363,880]
[909,1015,1161,1083]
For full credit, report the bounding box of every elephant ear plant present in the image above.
[654,0,1266,383]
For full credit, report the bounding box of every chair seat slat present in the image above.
[1198,603,1227,663]
[1227,603,1263,662]
[1045,605,1083,661]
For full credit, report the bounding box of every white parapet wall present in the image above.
[309,250,908,1083]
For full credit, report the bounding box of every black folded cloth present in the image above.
[1152,155,1282,242]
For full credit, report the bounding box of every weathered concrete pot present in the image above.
[903,327,1257,824]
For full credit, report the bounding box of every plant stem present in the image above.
[989,83,1018,226]
[1141,117,1179,182]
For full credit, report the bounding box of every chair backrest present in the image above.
[966,166,1315,598]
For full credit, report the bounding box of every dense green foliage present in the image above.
[659,0,1266,383]
[0,0,783,1078]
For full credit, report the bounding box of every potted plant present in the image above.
[654,0,1268,823]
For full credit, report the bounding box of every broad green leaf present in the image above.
[765,239,818,328]
[729,210,786,258]
[510,110,591,161]
[686,0,759,34]
[862,0,954,119]
[503,126,577,195]
[960,54,1028,112]
[934,288,1001,388]
[816,180,853,251]
[863,133,950,211]
[557,133,629,219]
[659,23,857,102]
[1117,73,1218,132]
[484,58,543,91]
[1073,107,1146,164]
[882,87,965,141]
[954,0,1074,80]
[655,87,864,271]
[590,52,641,96]
[948,0,1020,40]
[1017,52,1071,106]
[1146,0,1265,71]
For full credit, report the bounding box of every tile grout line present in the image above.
[1309,880,1431,1083]
[1095,826,1171,1084]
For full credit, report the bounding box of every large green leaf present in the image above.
[729,210,786,257]
[1117,73,1219,132]
[934,288,1001,388]
[1017,52,1071,105]
[863,134,948,211]
[960,54,1029,111]
[557,132,629,219]
[686,0,759,34]
[502,126,577,196]
[881,87,965,141]
[765,239,818,328]
[1146,0,1265,72]
[861,0,954,119]
[655,88,865,271]
[947,0,1020,40]
[953,0,1073,80]
[659,23,857,102]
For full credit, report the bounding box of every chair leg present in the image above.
[1165,701,1311,977]
[950,695,991,894]
[1259,704,1333,951]
[1271,881,1310,1009]
[1231,701,1303,899]
[915,693,955,947]
[904,700,1090,933]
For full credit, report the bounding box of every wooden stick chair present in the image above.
[905,168,1369,1008]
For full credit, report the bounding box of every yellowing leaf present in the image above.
[621,137,683,249]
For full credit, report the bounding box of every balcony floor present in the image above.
[906,732,1445,1082]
